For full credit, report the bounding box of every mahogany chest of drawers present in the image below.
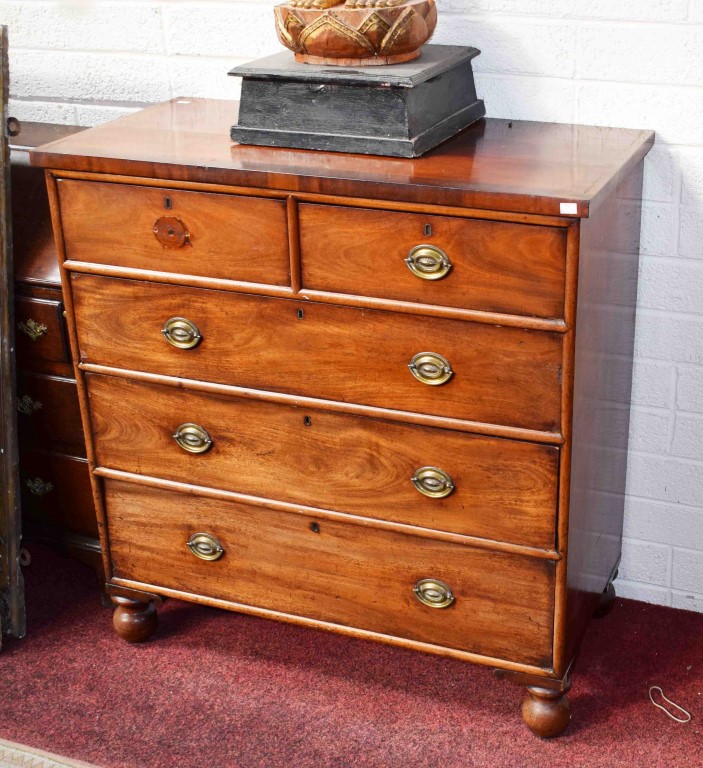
[10,123,101,574]
[32,99,653,737]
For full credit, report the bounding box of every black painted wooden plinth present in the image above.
[228,45,485,158]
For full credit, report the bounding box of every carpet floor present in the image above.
[0,545,700,768]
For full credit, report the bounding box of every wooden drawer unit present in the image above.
[87,373,559,549]
[11,132,101,575]
[106,480,555,667]
[32,99,653,737]
[71,274,563,433]
[15,295,68,368]
[20,451,96,538]
[58,179,291,285]
[17,372,84,456]
[300,204,567,319]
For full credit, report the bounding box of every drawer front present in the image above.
[17,373,85,456]
[20,451,97,538]
[16,296,68,366]
[87,374,559,549]
[58,180,291,286]
[300,204,567,318]
[71,275,563,432]
[106,480,555,666]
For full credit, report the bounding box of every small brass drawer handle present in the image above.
[187,532,224,561]
[412,467,454,498]
[405,244,452,280]
[26,477,54,497]
[18,318,48,342]
[162,317,202,349]
[173,423,213,454]
[17,395,43,416]
[413,578,455,609]
[408,352,454,386]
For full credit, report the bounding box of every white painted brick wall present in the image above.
[1,0,701,611]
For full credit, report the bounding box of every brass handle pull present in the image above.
[153,216,189,249]
[405,244,452,280]
[26,477,54,497]
[173,423,213,454]
[17,395,43,415]
[408,352,454,386]
[413,578,455,609]
[412,467,454,498]
[18,319,48,341]
[162,317,202,349]
[187,532,224,561]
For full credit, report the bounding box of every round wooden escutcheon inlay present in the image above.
[153,216,189,249]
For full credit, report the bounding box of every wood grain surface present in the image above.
[58,179,291,286]
[86,373,559,549]
[71,274,563,432]
[106,479,555,667]
[300,203,567,318]
[31,98,654,218]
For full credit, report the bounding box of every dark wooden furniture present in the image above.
[32,98,653,736]
[10,121,100,575]
[0,25,24,644]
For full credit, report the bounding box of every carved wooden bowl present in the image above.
[274,0,437,66]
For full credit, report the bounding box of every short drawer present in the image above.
[71,274,563,433]
[57,179,291,286]
[17,373,85,456]
[15,296,68,367]
[87,374,559,549]
[300,204,567,318]
[106,480,555,667]
[20,451,97,538]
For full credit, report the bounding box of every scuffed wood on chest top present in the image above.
[31,99,653,737]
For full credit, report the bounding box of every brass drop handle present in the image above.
[18,319,48,342]
[17,395,43,416]
[162,317,202,349]
[26,477,54,497]
[187,532,224,561]
[173,423,213,454]
[412,467,454,498]
[413,578,455,609]
[408,352,454,386]
[405,244,452,280]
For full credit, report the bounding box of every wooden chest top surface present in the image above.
[31,98,653,218]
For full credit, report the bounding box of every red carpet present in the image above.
[0,545,701,768]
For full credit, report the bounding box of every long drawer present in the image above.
[87,373,559,549]
[71,274,563,433]
[57,180,291,286]
[300,203,567,319]
[106,480,555,666]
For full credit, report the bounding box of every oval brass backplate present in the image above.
[404,244,452,280]
[187,532,224,561]
[411,467,454,498]
[161,317,202,350]
[413,578,455,609]
[173,423,213,454]
[153,216,189,249]
[408,352,454,386]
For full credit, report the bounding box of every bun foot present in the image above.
[594,580,616,618]
[522,686,571,738]
[112,595,158,643]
